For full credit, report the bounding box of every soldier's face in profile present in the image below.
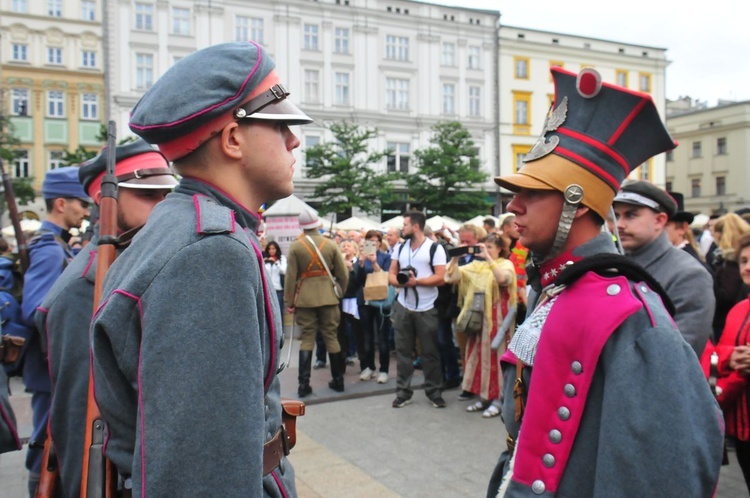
[505,188,563,255]
[117,188,171,232]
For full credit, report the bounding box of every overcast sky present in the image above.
[433,0,750,106]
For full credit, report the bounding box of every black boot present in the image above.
[298,350,313,398]
[328,351,346,392]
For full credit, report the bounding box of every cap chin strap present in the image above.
[532,184,584,266]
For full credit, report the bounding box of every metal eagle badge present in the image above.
[523,96,568,163]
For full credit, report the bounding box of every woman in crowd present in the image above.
[445,234,516,418]
[339,239,362,366]
[714,232,750,493]
[263,240,286,311]
[355,230,393,383]
[711,213,750,341]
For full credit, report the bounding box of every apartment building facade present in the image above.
[105,0,501,218]
[665,100,750,215]
[498,25,670,204]
[0,0,105,203]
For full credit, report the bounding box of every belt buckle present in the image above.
[280,425,290,456]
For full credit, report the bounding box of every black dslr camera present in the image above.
[397,265,418,285]
[446,245,481,258]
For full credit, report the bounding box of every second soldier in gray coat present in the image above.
[36,140,176,498]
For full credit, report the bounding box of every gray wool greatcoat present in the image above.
[495,234,723,497]
[626,231,715,357]
[91,178,295,498]
[36,238,100,498]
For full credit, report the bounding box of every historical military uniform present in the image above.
[614,182,715,357]
[22,167,91,494]
[35,140,176,498]
[285,212,349,396]
[489,67,723,497]
[91,41,312,497]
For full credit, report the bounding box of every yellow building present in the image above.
[1,0,104,218]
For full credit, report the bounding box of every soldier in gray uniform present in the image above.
[90,41,312,497]
[487,67,723,497]
[35,140,177,498]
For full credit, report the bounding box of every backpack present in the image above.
[0,257,29,377]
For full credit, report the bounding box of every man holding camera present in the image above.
[388,211,447,408]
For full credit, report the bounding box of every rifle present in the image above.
[80,120,119,498]
[0,140,29,272]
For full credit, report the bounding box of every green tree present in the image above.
[0,115,36,206]
[405,121,491,218]
[305,122,399,217]
[60,124,136,166]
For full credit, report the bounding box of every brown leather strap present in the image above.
[263,428,288,475]
[116,167,174,182]
[281,399,305,451]
[300,269,328,279]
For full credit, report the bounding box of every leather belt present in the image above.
[263,427,289,475]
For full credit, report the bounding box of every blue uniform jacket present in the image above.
[22,220,73,392]
[91,178,294,498]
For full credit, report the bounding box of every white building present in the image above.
[498,25,670,205]
[665,100,750,215]
[105,0,500,218]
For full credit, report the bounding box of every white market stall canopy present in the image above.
[464,215,498,227]
[262,194,317,217]
[426,215,462,232]
[2,218,42,237]
[334,216,380,231]
[380,216,404,229]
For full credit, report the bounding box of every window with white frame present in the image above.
[13,151,30,179]
[442,42,455,66]
[12,0,28,13]
[81,0,95,21]
[304,69,320,103]
[692,141,702,158]
[303,135,321,175]
[717,137,727,155]
[135,53,154,90]
[135,3,154,31]
[515,99,528,125]
[235,16,263,43]
[304,24,319,50]
[691,178,701,198]
[468,46,481,69]
[442,83,455,115]
[82,50,96,68]
[11,44,28,62]
[81,93,98,120]
[385,78,409,110]
[469,86,481,117]
[249,17,263,43]
[335,72,350,105]
[334,28,350,54]
[172,7,190,35]
[385,35,409,61]
[48,90,65,117]
[48,47,63,65]
[12,88,29,116]
[386,142,410,173]
[49,150,64,170]
[48,0,62,17]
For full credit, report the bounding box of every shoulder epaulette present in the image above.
[193,194,236,235]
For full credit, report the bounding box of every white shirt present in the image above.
[394,238,446,312]
[264,255,287,291]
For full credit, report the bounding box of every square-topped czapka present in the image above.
[495,67,676,221]
[129,41,312,162]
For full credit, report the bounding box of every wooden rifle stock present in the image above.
[0,155,29,272]
[80,121,119,498]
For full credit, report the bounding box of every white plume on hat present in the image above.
[298,209,322,230]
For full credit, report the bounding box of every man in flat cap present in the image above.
[613,180,714,356]
[487,67,722,497]
[91,41,311,497]
[35,140,176,498]
[285,209,348,397]
[22,166,91,496]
